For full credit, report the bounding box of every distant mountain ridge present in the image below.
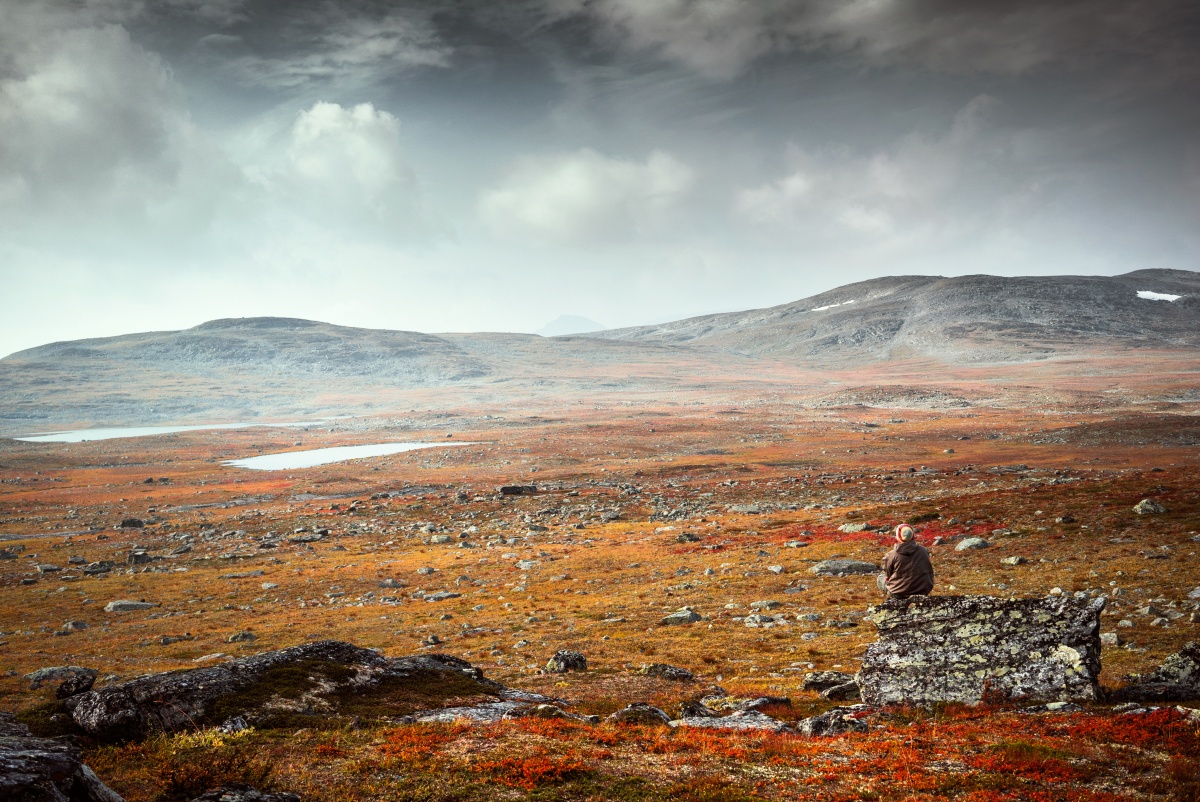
[591,269,1200,361]
[1,269,1196,431]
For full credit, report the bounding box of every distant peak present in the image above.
[536,315,606,337]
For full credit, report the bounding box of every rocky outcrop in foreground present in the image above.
[857,594,1105,705]
[0,712,125,802]
[65,640,504,742]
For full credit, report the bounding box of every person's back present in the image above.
[881,524,934,599]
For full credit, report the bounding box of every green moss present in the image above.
[330,668,497,720]
[206,661,497,729]
[16,699,83,737]
[205,659,356,725]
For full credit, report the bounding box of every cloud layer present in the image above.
[0,0,1197,358]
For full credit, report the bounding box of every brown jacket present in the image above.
[882,541,934,598]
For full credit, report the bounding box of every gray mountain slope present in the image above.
[591,270,1200,361]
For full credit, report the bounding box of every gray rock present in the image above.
[796,707,869,737]
[660,608,702,625]
[675,533,701,543]
[227,632,257,643]
[838,523,869,533]
[545,649,587,673]
[82,561,116,575]
[1133,499,1167,514]
[103,600,155,613]
[1100,632,1122,647]
[1115,642,1200,702]
[65,641,500,742]
[57,672,97,699]
[955,537,990,551]
[1000,556,1026,566]
[498,485,537,495]
[639,663,694,681]
[677,700,719,718]
[821,682,862,702]
[857,594,1105,706]
[189,784,300,802]
[750,600,781,610]
[607,703,672,726]
[26,666,97,691]
[672,710,789,732]
[810,559,878,576]
[0,713,125,802]
[801,671,857,693]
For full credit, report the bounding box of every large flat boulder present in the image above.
[64,640,503,742]
[857,594,1105,706]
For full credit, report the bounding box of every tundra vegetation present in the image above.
[2,387,1199,800]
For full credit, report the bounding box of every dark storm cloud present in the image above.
[1,0,1198,359]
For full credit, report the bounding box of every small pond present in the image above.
[225,442,474,470]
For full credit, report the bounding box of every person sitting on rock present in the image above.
[878,524,934,599]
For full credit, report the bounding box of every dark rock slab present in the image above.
[811,559,879,576]
[857,594,1104,705]
[0,713,125,801]
[66,641,501,742]
[802,671,856,692]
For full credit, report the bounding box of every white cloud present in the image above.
[478,148,694,246]
[261,101,435,240]
[0,22,239,245]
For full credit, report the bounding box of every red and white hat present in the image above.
[895,524,915,541]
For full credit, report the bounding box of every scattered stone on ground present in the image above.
[810,559,878,576]
[607,703,672,726]
[544,649,587,673]
[796,707,870,737]
[1133,498,1167,515]
[189,785,301,802]
[955,537,990,551]
[639,663,694,681]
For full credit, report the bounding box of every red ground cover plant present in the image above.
[469,747,591,790]
[377,722,468,763]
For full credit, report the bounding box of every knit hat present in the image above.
[895,524,915,542]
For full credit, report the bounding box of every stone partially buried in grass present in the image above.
[811,559,878,576]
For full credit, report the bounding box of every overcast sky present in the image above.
[2,0,1198,357]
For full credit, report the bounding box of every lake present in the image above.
[13,421,319,443]
[224,442,474,470]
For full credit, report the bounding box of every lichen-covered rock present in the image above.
[544,650,587,673]
[796,707,869,737]
[1133,498,1167,514]
[0,713,125,801]
[607,703,672,726]
[1115,642,1200,702]
[811,559,878,576]
[857,594,1105,706]
[639,663,694,681]
[66,640,501,742]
